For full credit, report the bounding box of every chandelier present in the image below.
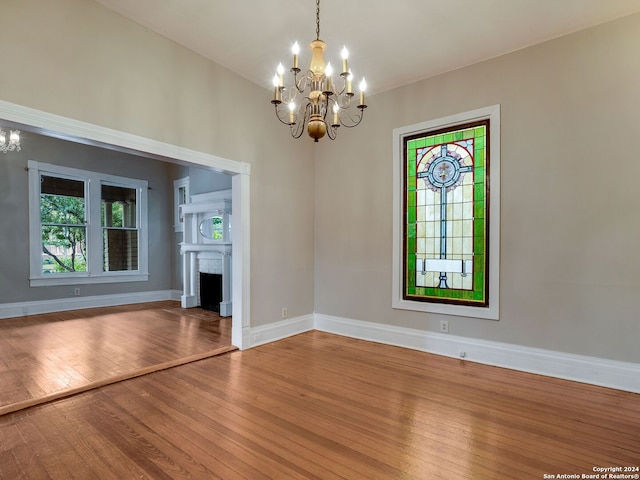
[270,0,367,142]
[0,128,20,153]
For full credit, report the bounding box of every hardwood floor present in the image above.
[1,330,638,479]
[0,301,233,415]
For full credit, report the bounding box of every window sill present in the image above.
[30,272,149,287]
[392,298,499,320]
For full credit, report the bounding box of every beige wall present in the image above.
[315,13,640,363]
[0,0,315,327]
[2,0,638,364]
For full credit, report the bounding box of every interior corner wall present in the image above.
[0,0,316,327]
[314,12,640,364]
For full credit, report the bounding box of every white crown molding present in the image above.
[314,313,640,394]
[0,99,250,176]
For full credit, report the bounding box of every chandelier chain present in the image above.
[315,0,320,40]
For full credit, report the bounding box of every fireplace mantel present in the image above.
[179,190,232,316]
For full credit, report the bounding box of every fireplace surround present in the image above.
[179,190,232,316]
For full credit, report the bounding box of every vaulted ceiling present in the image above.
[95,0,640,94]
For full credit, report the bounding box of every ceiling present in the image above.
[94,0,640,95]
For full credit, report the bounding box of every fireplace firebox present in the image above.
[200,272,223,312]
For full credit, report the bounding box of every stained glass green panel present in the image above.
[403,120,489,307]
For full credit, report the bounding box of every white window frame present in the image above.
[392,105,501,320]
[28,160,149,286]
[173,176,190,232]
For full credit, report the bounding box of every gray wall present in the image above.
[0,132,174,302]
[189,167,232,196]
[169,164,232,291]
[0,0,315,326]
[314,13,640,364]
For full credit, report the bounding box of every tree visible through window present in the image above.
[29,160,149,286]
[40,175,87,273]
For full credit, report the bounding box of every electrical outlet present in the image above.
[74,288,80,296]
[281,307,288,319]
[440,320,449,333]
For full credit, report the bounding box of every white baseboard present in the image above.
[246,314,315,348]
[3,297,637,394]
[0,290,175,319]
[169,289,182,301]
[314,313,640,394]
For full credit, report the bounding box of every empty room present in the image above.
[1,0,639,478]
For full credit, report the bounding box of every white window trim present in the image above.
[391,104,500,320]
[28,160,149,286]
[173,176,190,232]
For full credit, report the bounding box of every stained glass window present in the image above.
[403,120,489,306]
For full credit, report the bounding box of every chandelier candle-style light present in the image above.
[270,0,367,142]
[0,128,20,153]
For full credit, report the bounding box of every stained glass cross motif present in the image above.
[438,162,451,180]
[404,121,489,306]
[417,143,474,289]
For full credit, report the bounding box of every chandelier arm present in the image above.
[290,102,312,139]
[282,71,314,99]
[335,94,354,110]
[274,104,294,126]
[326,123,337,140]
[281,87,298,105]
[290,121,306,139]
[299,72,316,93]
[321,95,330,122]
[331,75,349,97]
[338,108,365,128]
[292,71,311,95]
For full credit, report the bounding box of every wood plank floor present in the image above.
[1,330,638,479]
[0,301,233,415]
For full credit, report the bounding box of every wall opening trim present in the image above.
[0,99,251,349]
